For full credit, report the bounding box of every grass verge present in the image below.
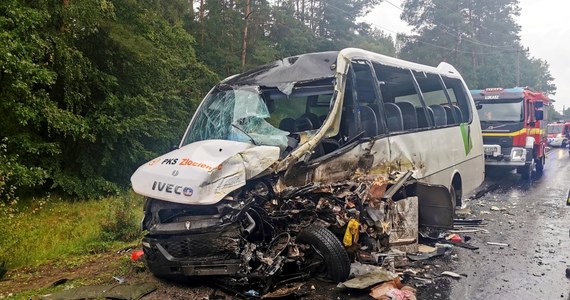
[0,191,144,270]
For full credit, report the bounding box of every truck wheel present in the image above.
[296,225,350,282]
[535,156,544,174]
[518,160,534,180]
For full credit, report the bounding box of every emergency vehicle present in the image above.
[470,87,550,179]
[546,122,570,147]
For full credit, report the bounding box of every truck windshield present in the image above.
[477,100,524,122]
[181,83,334,150]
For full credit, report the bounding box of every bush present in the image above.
[100,193,142,242]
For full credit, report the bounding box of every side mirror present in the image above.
[475,103,482,110]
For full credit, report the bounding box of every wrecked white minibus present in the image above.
[130,48,484,291]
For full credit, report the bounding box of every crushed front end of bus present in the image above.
[131,49,455,292]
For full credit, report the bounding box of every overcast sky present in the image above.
[363,0,569,111]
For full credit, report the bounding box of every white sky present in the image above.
[362,0,570,112]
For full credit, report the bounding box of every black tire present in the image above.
[535,156,544,174]
[296,225,350,282]
[449,185,458,214]
[518,160,533,180]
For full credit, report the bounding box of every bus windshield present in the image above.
[181,83,334,150]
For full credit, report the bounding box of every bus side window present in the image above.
[413,71,458,126]
[442,77,472,123]
[373,63,425,131]
[352,61,385,137]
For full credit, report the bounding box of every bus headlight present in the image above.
[510,148,526,162]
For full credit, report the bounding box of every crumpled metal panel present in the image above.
[222,52,338,95]
[416,183,454,229]
[131,140,280,205]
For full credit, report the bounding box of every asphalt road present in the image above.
[445,147,570,300]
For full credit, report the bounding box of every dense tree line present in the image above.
[398,0,555,93]
[0,0,555,199]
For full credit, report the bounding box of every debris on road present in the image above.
[407,244,453,261]
[441,271,462,279]
[262,283,308,298]
[369,278,416,300]
[446,234,462,243]
[486,242,509,247]
[337,269,398,289]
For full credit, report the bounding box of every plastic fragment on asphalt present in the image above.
[418,244,436,253]
[350,261,390,277]
[487,242,509,247]
[445,234,462,243]
[337,269,399,289]
[245,289,260,297]
[441,271,461,278]
[407,244,452,261]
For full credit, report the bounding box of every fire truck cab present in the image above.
[471,87,550,179]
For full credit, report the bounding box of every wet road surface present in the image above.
[446,147,570,299]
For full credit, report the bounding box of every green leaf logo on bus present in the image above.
[460,123,473,155]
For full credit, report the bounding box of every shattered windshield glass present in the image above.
[182,86,289,150]
[182,82,335,150]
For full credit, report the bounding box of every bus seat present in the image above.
[416,107,433,128]
[295,113,320,131]
[279,118,295,132]
[429,105,447,126]
[384,103,403,132]
[452,105,465,123]
[319,115,327,126]
[443,106,455,124]
[360,105,379,137]
[396,101,418,130]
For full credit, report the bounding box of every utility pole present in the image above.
[516,48,520,87]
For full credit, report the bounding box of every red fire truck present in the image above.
[470,87,550,180]
[546,121,570,148]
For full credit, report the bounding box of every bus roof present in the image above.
[222,48,464,92]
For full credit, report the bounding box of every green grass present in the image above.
[0,191,144,269]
